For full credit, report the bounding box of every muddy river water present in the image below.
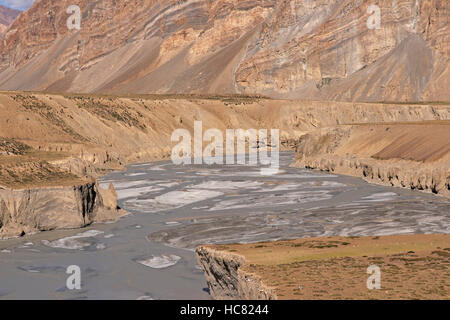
[0,152,449,299]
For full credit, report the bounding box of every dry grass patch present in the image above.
[0,138,86,188]
[206,234,450,300]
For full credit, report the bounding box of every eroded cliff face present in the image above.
[293,123,450,197]
[0,181,120,239]
[0,0,448,101]
[196,246,276,300]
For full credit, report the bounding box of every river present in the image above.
[0,152,449,299]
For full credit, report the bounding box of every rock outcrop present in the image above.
[293,123,450,197]
[196,246,276,300]
[0,0,448,102]
[0,181,120,239]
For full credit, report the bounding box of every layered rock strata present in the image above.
[1,92,449,237]
[0,0,448,102]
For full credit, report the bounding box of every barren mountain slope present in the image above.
[0,0,448,101]
[0,4,20,36]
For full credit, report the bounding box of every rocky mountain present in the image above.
[0,0,448,102]
[0,4,20,36]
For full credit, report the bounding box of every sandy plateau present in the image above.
[197,234,450,300]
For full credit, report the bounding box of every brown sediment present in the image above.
[196,234,450,300]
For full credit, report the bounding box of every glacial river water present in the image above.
[0,152,449,299]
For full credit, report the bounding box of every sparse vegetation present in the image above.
[0,138,32,155]
[0,138,85,188]
[11,94,87,142]
[206,235,450,300]
[69,96,147,130]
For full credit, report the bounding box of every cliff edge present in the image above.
[0,0,448,102]
[196,245,276,300]
[196,235,450,300]
[293,122,450,197]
